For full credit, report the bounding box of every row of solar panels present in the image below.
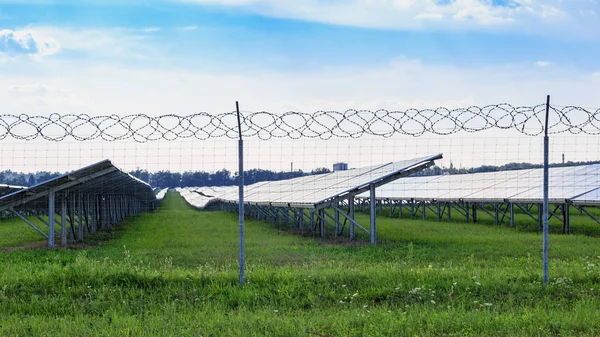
[0,185,24,198]
[356,164,600,205]
[0,160,158,213]
[177,154,443,209]
[155,188,168,201]
[179,162,600,209]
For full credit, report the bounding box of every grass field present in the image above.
[1,191,600,336]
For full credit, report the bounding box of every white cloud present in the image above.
[0,29,60,59]
[182,25,199,31]
[2,56,598,116]
[535,61,552,67]
[29,26,157,59]
[176,0,597,33]
[139,27,161,33]
[6,83,86,110]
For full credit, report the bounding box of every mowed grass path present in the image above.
[1,191,600,336]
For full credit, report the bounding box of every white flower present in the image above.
[430,300,436,304]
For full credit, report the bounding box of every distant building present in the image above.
[333,162,348,171]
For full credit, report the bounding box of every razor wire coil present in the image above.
[0,104,598,142]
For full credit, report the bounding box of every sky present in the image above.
[1,0,599,173]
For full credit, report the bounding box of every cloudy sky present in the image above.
[1,0,599,115]
[1,0,599,174]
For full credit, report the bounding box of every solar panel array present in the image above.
[356,164,600,205]
[178,154,443,209]
[0,160,160,248]
[0,160,157,212]
[155,188,168,201]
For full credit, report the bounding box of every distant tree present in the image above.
[311,167,331,175]
[129,169,150,183]
[27,174,36,187]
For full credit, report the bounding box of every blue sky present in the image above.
[1,0,599,115]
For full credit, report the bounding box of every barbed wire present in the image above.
[0,104,598,142]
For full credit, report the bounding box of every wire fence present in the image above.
[1,104,599,142]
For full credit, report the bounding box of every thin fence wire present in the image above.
[1,104,599,142]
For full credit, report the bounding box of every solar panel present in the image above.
[0,160,158,248]
[155,188,168,201]
[178,154,443,209]
[356,164,600,204]
[0,184,25,197]
[0,160,157,212]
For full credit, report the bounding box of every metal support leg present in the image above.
[48,189,55,248]
[398,201,403,219]
[538,204,543,231]
[319,209,325,239]
[510,203,515,227]
[370,183,376,245]
[495,203,499,226]
[61,194,67,246]
[335,205,340,237]
[563,204,570,234]
[78,194,84,241]
[349,196,355,240]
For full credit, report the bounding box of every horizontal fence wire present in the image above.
[0,104,599,142]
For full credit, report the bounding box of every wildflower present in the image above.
[352,292,359,297]
[484,303,492,307]
[430,300,436,304]
[363,304,368,308]
[274,310,278,313]
[342,284,347,288]
[475,282,481,286]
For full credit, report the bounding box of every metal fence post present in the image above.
[236,101,245,286]
[543,95,550,284]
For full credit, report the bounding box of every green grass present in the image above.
[1,191,600,336]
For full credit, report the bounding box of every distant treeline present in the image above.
[414,160,600,176]
[1,160,599,188]
[128,167,332,189]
